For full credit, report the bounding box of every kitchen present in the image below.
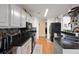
[0,4,79,54]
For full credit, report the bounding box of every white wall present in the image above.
[32,17,39,39]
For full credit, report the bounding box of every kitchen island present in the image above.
[54,32,79,54]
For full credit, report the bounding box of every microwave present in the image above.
[26,22,32,30]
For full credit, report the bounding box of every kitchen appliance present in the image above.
[0,28,21,54]
[0,34,13,54]
[26,22,32,30]
[49,22,61,42]
[0,29,20,54]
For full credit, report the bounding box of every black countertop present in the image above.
[0,28,36,53]
[0,31,36,54]
[55,38,79,49]
[12,31,36,46]
[54,32,79,49]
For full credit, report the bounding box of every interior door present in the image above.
[39,17,45,37]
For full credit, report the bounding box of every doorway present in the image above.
[39,17,46,38]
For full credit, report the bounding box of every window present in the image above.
[62,16,71,31]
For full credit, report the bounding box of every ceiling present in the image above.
[19,4,79,18]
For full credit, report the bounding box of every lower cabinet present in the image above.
[54,39,79,54]
[16,38,32,54]
[54,39,63,54]
[63,49,79,54]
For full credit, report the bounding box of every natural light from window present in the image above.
[62,16,71,30]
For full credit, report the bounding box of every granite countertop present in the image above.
[54,33,79,49]
[55,38,79,49]
[12,31,36,46]
[0,31,36,53]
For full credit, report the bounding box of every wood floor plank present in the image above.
[35,37,55,54]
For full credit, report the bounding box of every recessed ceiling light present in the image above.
[44,8,49,17]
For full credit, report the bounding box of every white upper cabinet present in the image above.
[21,9,26,27]
[0,5,9,26]
[0,4,27,28]
[10,5,21,27]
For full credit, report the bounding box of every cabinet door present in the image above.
[21,10,26,27]
[54,40,62,54]
[0,5,9,26]
[21,38,32,54]
[11,5,21,27]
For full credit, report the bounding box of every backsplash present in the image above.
[0,28,20,40]
[0,28,21,53]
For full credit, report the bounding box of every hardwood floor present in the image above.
[35,37,55,54]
